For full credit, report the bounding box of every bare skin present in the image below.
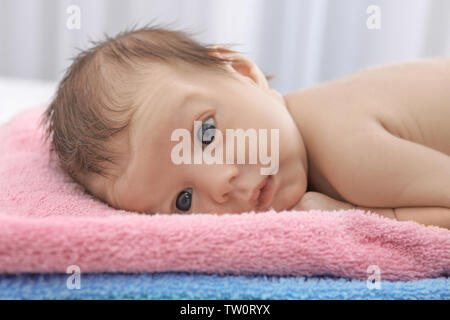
[286,58,450,229]
[100,47,308,215]
[91,45,450,229]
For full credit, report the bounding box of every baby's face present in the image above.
[107,62,308,214]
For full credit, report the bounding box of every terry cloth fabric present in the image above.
[0,107,449,280]
[0,273,448,300]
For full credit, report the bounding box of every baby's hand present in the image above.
[293,192,355,211]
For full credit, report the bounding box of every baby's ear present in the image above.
[208,45,269,90]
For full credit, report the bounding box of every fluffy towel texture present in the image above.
[0,107,449,279]
[0,273,448,300]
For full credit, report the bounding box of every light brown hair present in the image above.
[40,24,274,199]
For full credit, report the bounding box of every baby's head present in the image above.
[41,25,308,214]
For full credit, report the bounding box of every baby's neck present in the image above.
[283,88,312,136]
[283,88,349,202]
[283,89,322,194]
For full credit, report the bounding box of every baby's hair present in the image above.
[39,22,274,200]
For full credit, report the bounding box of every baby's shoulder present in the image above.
[285,80,383,145]
[292,99,380,156]
[304,108,384,177]
[302,109,402,205]
[285,81,396,181]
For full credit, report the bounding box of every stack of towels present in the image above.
[0,107,448,299]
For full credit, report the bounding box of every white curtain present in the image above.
[1,0,449,94]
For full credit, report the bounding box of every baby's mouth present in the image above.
[255,175,275,211]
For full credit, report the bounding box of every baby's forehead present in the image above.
[126,92,186,157]
[127,63,230,154]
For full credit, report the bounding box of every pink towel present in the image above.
[0,106,449,280]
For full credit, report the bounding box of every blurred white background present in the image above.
[0,0,449,117]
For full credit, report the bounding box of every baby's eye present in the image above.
[197,117,215,145]
[176,188,192,212]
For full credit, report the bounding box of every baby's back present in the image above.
[285,57,450,206]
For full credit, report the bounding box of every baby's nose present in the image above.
[205,165,239,204]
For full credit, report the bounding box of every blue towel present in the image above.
[0,273,448,300]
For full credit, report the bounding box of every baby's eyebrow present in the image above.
[173,94,212,143]
[175,91,196,112]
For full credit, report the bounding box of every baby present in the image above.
[40,26,450,229]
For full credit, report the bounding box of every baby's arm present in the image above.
[295,192,450,229]
[394,206,450,229]
[354,203,450,229]
[294,192,395,218]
